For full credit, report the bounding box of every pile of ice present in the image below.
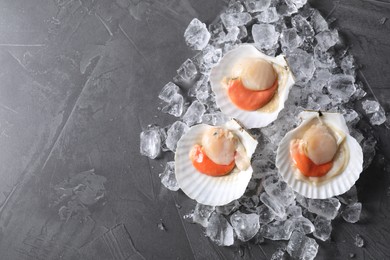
[139,0,387,258]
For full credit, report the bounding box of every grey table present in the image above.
[0,0,389,259]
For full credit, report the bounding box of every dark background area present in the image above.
[0,0,389,259]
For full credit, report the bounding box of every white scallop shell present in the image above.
[175,120,258,206]
[276,111,363,199]
[209,44,295,129]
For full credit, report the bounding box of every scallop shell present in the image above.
[276,111,363,199]
[175,120,258,206]
[209,44,295,129]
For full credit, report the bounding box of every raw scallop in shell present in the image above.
[175,120,258,206]
[276,111,363,199]
[209,44,295,129]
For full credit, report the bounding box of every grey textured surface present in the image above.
[0,0,389,259]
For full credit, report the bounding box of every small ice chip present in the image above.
[184,18,211,50]
[355,234,364,247]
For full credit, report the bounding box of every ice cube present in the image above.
[188,75,208,97]
[177,59,197,81]
[199,45,222,73]
[184,18,211,50]
[342,202,362,223]
[337,185,358,205]
[220,12,252,29]
[327,74,356,104]
[292,15,315,38]
[286,49,316,84]
[159,82,180,102]
[315,30,339,51]
[205,212,234,246]
[216,200,240,215]
[193,203,215,227]
[309,69,331,92]
[161,93,184,117]
[270,248,289,260]
[291,216,315,234]
[252,24,280,50]
[280,28,303,52]
[341,54,356,76]
[165,121,189,152]
[256,7,279,23]
[140,127,161,159]
[293,0,307,9]
[287,231,319,260]
[260,192,286,219]
[287,205,302,218]
[225,1,245,14]
[295,193,309,208]
[311,9,328,33]
[260,219,293,240]
[223,27,240,43]
[277,0,298,17]
[159,161,179,191]
[314,46,337,69]
[243,0,271,13]
[230,211,260,241]
[370,108,387,125]
[257,204,276,224]
[355,234,364,247]
[362,100,380,114]
[342,109,360,126]
[313,216,332,241]
[307,198,341,220]
[263,175,296,207]
[182,100,206,126]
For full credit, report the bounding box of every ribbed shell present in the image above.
[209,44,295,129]
[175,120,258,206]
[276,111,363,199]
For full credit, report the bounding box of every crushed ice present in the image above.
[139,0,388,256]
